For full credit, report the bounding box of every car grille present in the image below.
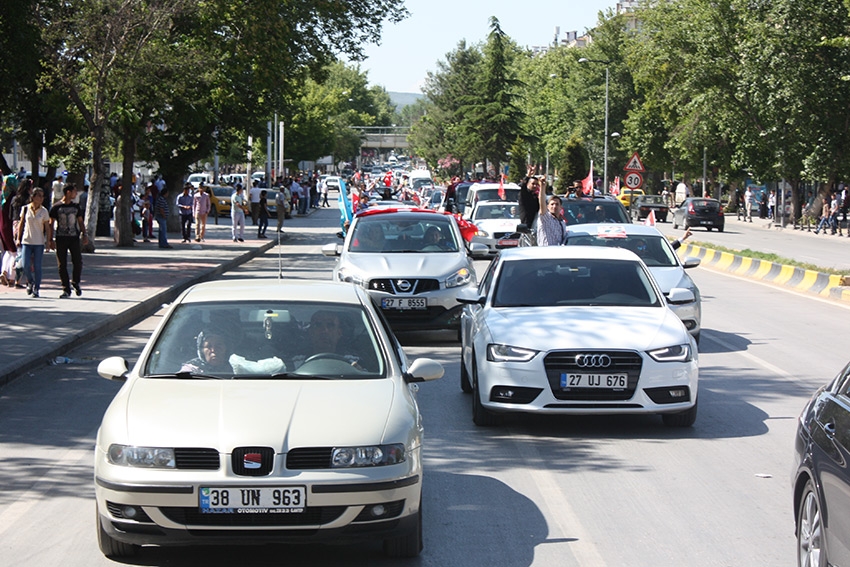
[160,506,346,527]
[232,447,274,476]
[286,447,333,469]
[368,278,440,295]
[175,448,220,470]
[543,350,643,401]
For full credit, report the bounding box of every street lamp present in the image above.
[579,57,612,193]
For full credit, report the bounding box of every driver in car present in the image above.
[292,310,364,369]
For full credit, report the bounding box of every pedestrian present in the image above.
[249,180,262,225]
[193,184,210,242]
[320,177,329,207]
[768,190,776,220]
[275,184,290,233]
[0,174,19,287]
[231,184,247,242]
[15,188,53,297]
[518,170,541,228]
[310,176,319,208]
[536,175,566,246]
[176,183,194,242]
[50,174,65,206]
[814,196,832,235]
[830,193,841,235]
[154,187,172,248]
[257,190,269,238]
[744,187,754,222]
[50,184,87,298]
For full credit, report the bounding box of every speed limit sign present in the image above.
[624,172,643,189]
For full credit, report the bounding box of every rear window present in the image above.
[693,199,720,210]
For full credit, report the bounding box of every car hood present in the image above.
[647,266,693,294]
[117,379,397,451]
[342,252,466,278]
[486,306,688,351]
[475,218,521,233]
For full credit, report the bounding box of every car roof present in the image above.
[498,244,640,262]
[179,279,367,305]
[565,223,666,238]
[356,207,454,220]
[468,182,521,191]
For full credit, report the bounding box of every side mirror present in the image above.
[682,257,701,269]
[321,243,341,257]
[404,358,444,383]
[667,287,695,305]
[467,242,490,258]
[456,287,486,305]
[98,356,129,382]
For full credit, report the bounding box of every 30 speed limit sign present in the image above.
[624,172,643,189]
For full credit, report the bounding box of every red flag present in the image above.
[581,161,594,196]
[644,209,656,226]
[610,176,620,196]
[498,173,505,200]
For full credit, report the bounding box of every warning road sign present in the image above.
[624,152,645,172]
[624,172,643,189]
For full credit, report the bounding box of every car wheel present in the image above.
[383,499,422,558]
[718,226,724,233]
[661,398,698,427]
[707,227,713,231]
[460,354,472,393]
[797,480,826,567]
[96,504,138,558]
[472,356,500,426]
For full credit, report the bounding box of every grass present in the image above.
[686,240,847,276]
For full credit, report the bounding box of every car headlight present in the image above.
[336,269,365,287]
[647,344,692,362]
[331,444,405,467]
[487,344,539,362]
[446,267,473,288]
[476,229,490,238]
[107,444,176,468]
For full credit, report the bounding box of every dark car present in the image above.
[453,182,475,214]
[559,196,631,226]
[630,194,670,222]
[793,361,850,567]
[672,198,725,232]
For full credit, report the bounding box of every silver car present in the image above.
[322,209,487,333]
[563,224,702,343]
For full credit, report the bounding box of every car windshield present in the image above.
[492,258,660,307]
[412,178,433,190]
[349,215,459,253]
[212,187,232,198]
[564,233,679,267]
[642,195,664,205]
[469,188,520,205]
[472,203,521,221]
[560,199,630,224]
[145,301,386,379]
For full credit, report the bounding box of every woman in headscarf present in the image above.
[0,174,19,286]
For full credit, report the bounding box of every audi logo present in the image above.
[575,354,612,368]
[396,279,412,292]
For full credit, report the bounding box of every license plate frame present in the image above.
[199,486,307,514]
[381,297,427,310]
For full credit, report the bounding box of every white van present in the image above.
[186,173,211,188]
[408,170,433,191]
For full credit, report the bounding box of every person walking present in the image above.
[50,175,65,206]
[177,183,194,242]
[249,180,262,225]
[320,177,330,207]
[154,187,172,248]
[193,184,210,242]
[15,188,53,297]
[231,184,247,242]
[829,193,841,235]
[50,184,87,298]
[257,190,269,238]
[744,187,754,222]
[0,174,18,287]
[275,185,290,233]
[814,196,832,235]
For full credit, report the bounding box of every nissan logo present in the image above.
[575,354,612,368]
[396,279,412,292]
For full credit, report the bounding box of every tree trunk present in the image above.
[82,129,104,253]
[116,132,136,247]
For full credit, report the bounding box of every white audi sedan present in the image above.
[94,280,443,559]
[458,246,698,427]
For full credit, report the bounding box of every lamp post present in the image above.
[579,57,612,193]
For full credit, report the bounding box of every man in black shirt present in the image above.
[49,184,88,298]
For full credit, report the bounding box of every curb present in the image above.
[0,239,277,388]
[679,243,850,303]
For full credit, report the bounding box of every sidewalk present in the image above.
[0,219,289,387]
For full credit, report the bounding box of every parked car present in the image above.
[467,200,523,255]
[457,246,698,427]
[560,195,631,225]
[672,197,725,232]
[793,360,850,567]
[630,194,670,222]
[618,188,645,208]
[563,224,702,342]
[322,208,488,333]
[94,279,443,559]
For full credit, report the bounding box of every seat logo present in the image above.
[575,354,612,368]
[396,279,412,292]
[243,453,262,469]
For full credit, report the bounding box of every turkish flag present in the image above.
[498,174,505,200]
[610,176,620,196]
[644,209,656,226]
[581,161,594,196]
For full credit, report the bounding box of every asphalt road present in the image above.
[1,207,846,566]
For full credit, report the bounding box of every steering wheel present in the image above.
[303,352,350,365]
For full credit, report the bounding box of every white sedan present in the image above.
[458,246,699,427]
[94,280,443,558]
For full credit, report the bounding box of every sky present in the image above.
[359,0,618,94]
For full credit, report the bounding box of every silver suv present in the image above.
[322,209,488,333]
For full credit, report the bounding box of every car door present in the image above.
[812,365,850,565]
[460,256,497,371]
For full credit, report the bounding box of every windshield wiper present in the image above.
[145,372,224,380]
